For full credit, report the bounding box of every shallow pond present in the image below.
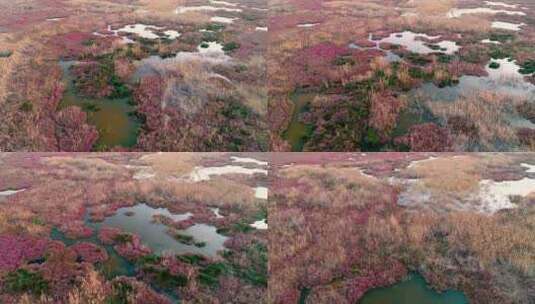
[189,165,268,182]
[485,1,520,9]
[447,7,525,18]
[349,34,401,62]
[479,173,535,213]
[0,188,26,196]
[376,31,459,55]
[254,186,268,199]
[176,5,242,13]
[58,61,141,149]
[492,21,524,31]
[402,58,535,136]
[98,203,228,258]
[283,92,316,151]
[250,219,267,230]
[359,273,469,304]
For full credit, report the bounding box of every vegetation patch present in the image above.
[489,61,500,69]
[0,50,13,58]
[223,42,240,53]
[5,269,49,296]
[198,263,227,286]
[519,60,535,75]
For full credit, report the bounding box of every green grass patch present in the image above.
[489,61,501,69]
[198,263,228,286]
[19,101,33,112]
[333,56,355,66]
[236,242,267,286]
[173,233,195,245]
[107,280,133,304]
[489,33,514,43]
[177,254,206,265]
[222,41,240,52]
[519,60,535,75]
[0,50,13,58]
[113,233,133,244]
[5,269,49,296]
[205,23,225,31]
[405,53,431,66]
[489,47,512,59]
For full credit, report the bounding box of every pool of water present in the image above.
[400,58,535,135]
[58,61,141,149]
[176,5,242,14]
[375,31,459,55]
[492,21,524,31]
[359,273,469,304]
[188,165,268,182]
[0,188,26,196]
[283,92,316,151]
[349,33,401,62]
[423,58,534,98]
[97,203,228,258]
[447,7,525,18]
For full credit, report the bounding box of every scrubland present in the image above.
[270,153,535,303]
[0,0,268,151]
[0,153,268,303]
[268,0,535,151]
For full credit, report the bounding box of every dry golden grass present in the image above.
[406,0,455,15]
[138,152,201,176]
[67,270,108,304]
[281,164,392,209]
[428,91,527,150]
[137,177,257,209]
[401,155,482,193]
[41,156,129,180]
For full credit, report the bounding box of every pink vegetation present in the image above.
[55,107,99,151]
[396,123,453,152]
[0,235,49,272]
[60,221,94,239]
[71,242,109,264]
[299,42,349,62]
[98,226,151,260]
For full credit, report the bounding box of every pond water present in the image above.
[297,23,319,28]
[359,273,469,304]
[254,187,268,200]
[176,5,242,13]
[283,92,316,151]
[188,165,268,182]
[0,188,26,196]
[58,61,141,149]
[210,16,238,24]
[230,156,268,166]
[375,31,459,55]
[400,57,535,136]
[116,24,164,40]
[97,203,228,258]
[485,1,519,9]
[210,0,239,7]
[492,21,524,31]
[479,175,535,213]
[250,219,267,230]
[132,40,231,81]
[447,7,526,18]
[411,58,535,101]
